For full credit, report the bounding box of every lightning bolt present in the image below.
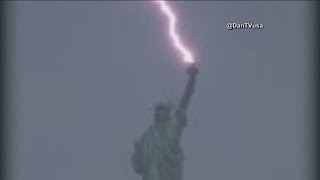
[154,0,195,64]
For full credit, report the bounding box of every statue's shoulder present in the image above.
[140,124,157,140]
[173,106,186,118]
[168,105,187,129]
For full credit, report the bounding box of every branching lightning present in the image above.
[154,0,194,64]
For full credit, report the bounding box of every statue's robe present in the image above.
[132,105,187,180]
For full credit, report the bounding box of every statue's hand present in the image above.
[186,63,199,76]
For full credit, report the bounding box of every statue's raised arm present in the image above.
[179,63,199,111]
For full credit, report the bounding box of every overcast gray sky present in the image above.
[7,1,315,180]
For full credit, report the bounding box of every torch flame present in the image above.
[154,0,195,64]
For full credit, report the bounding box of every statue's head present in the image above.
[154,101,174,124]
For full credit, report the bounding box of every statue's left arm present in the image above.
[179,63,199,111]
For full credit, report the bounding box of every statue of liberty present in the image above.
[131,63,199,180]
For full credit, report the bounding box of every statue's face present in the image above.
[154,104,171,123]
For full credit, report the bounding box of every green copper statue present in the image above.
[131,63,199,180]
